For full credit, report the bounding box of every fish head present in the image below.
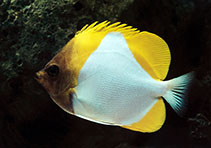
[35,41,77,113]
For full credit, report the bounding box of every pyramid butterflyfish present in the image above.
[36,21,193,133]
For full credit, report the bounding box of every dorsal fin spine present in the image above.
[105,22,121,29]
[76,21,141,39]
[86,21,98,31]
[78,24,88,33]
[95,21,110,31]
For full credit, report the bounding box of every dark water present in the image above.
[0,0,211,147]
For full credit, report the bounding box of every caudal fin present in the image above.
[163,72,194,116]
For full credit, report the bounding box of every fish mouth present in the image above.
[35,72,40,80]
[35,71,44,82]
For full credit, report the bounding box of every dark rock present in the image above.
[188,113,211,140]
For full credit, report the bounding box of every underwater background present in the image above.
[0,0,210,147]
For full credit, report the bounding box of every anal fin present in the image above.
[121,98,166,133]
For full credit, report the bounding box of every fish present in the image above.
[35,21,193,133]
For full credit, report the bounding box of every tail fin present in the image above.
[163,72,194,116]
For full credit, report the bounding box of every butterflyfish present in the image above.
[35,21,193,133]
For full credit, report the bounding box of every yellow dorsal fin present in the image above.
[75,21,140,39]
[126,31,171,80]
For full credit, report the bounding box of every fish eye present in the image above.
[45,65,60,77]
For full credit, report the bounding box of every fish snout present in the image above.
[35,71,44,81]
